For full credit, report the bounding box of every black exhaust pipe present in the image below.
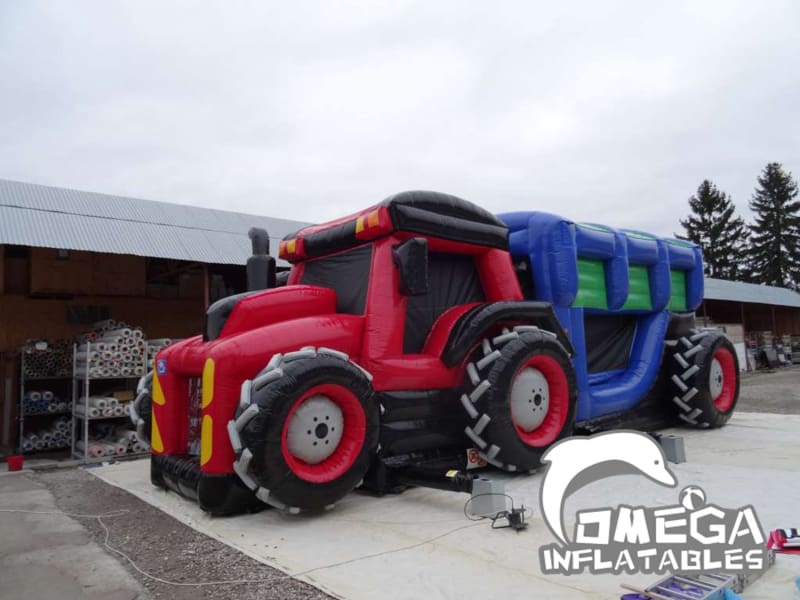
[246,227,276,291]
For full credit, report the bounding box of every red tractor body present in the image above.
[151,194,535,484]
[138,191,735,515]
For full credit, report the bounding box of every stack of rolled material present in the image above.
[22,390,72,415]
[75,320,147,379]
[74,396,131,418]
[76,425,149,458]
[21,417,71,452]
[21,340,73,378]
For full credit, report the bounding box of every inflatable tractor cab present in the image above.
[131,191,739,515]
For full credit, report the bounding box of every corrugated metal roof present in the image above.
[704,277,800,308]
[0,179,308,265]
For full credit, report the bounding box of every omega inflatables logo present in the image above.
[538,431,767,575]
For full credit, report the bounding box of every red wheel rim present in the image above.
[511,355,570,447]
[711,348,736,412]
[281,383,366,483]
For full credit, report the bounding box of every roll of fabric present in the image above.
[93,319,117,331]
[89,397,109,409]
[116,429,138,441]
[74,405,101,418]
[76,440,105,457]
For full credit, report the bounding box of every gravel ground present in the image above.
[735,365,800,414]
[26,365,799,600]
[36,468,332,600]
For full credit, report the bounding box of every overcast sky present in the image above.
[1,1,798,235]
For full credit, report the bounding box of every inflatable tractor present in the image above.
[131,191,739,515]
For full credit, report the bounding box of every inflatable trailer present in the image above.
[131,191,740,515]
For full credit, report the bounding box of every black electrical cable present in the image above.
[462,492,528,529]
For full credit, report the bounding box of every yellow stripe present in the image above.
[201,358,215,408]
[367,210,380,227]
[200,415,213,466]
[152,371,166,406]
[151,412,164,453]
[355,216,365,234]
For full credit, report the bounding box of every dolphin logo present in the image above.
[539,430,677,544]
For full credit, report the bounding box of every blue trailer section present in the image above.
[499,211,704,423]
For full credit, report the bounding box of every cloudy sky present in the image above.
[1,1,798,235]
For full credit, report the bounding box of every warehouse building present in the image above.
[700,277,800,367]
[701,277,800,337]
[0,178,306,453]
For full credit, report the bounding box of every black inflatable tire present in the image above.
[131,371,153,446]
[231,348,379,513]
[460,328,577,472]
[667,330,739,428]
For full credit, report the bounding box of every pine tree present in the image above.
[679,180,749,280]
[748,163,800,288]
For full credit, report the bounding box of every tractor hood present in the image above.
[204,285,338,341]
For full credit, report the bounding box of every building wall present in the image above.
[0,245,214,451]
[702,299,800,338]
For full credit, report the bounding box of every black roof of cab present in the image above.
[281,190,509,261]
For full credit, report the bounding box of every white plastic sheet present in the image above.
[92,412,800,600]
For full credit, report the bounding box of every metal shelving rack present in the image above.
[18,346,73,455]
[71,341,150,463]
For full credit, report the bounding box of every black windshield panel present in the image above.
[300,244,372,315]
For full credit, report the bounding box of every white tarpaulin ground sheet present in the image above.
[91,412,800,600]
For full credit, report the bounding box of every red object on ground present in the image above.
[767,529,800,554]
[6,455,23,471]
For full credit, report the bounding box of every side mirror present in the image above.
[393,238,428,296]
[275,270,290,287]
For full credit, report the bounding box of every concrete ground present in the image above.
[0,365,798,600]
[0,468,329,600]
[0,471,149,600]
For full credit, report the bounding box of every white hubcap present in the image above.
[510,367,549,432]
[286,395,344,464]
[709,358,724,399]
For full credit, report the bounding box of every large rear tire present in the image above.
[460,328,577,472]
[667,330,739,428]
[229,348,379,513]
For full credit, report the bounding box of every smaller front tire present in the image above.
[231,349,379,513]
